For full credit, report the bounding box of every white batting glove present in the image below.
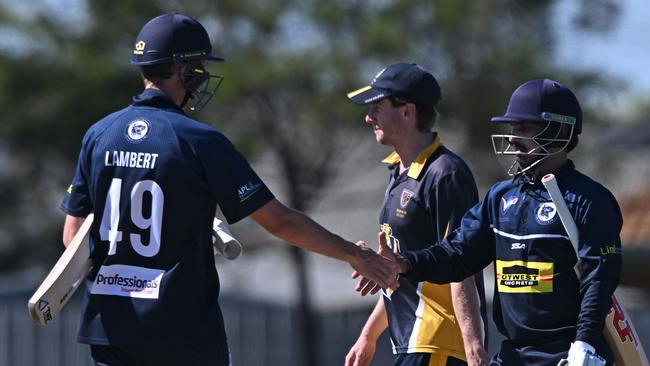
[557,341,606,366]
[212,218,243,260]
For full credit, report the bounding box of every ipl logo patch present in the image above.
[535,202,557,225]
[126,119,150,143]
[400,189,414,208]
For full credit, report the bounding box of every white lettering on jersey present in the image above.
[511,242,526,250]
[91,264,164,299]
[105,151,159,169]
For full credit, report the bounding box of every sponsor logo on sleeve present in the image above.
[238,181,263,202]
[600,245,622,256]
[496,260,553,293]
[91,264,164,299]
[535,202,558,225]
[125,119,151,143]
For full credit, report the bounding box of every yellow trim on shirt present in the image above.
[381,135,443,180]
[409,281,467,361]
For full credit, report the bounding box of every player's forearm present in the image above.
[403,240,476,284]
[359,298,389,342]
[252,200,358,263]
[575,249,620,345]
[402,206,495,283]
[576,278,618,345]
[451,278,486,362]
[62,215,87,247]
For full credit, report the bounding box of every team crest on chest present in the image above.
[400,189,414,208]
[535,202,557,225]
[126,119,151,143]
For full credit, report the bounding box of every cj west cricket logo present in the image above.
[496,260,553,293]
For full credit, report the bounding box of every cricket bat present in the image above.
[28,214,94,326]
[212,217,242,260]
[542,174,649,366]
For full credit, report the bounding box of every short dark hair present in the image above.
[388,96,439,132]
[141,62,175,84]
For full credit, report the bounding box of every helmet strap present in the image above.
[179,91,193,109]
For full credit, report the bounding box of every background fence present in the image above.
[2,288,649,366]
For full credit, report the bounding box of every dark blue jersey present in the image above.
[60,89,274,360]
[404,161,622,355]
[379,136,487,357]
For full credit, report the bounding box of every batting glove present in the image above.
[557,341,606,366]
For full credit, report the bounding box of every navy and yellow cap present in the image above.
[347,63,441,107]
[491,79,582,134]
[131,13,224,66]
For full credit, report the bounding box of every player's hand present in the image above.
[557,341,605,366]
[350,240,400,292]
[465,343,489,366]
[353,232,410,296]
[345,336,376,366]
[352,270,381,296]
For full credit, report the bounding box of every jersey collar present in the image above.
[381,134,442,180]
[132,88,186,114]
[516,159,576,188]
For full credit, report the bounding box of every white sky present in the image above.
[556,0,650,95]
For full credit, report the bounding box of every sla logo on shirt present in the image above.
[510,242,526,250]
[535,202,558,225]
[91,264,164,299]
[125,119,151,143]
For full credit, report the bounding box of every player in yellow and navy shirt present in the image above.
[345,63,488,366]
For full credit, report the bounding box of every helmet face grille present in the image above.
[180,60,224,111]
[491,119,575,177]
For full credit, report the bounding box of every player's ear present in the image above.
[403,103,417,123]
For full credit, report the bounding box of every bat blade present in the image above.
[542,174,649,366]
[604,296,650,366]
[28,214,94,326]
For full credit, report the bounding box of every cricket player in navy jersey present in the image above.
[59,13,400,366]
[344,63,489,366]
[356,79,622,366]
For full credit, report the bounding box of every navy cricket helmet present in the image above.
[491,79,582,134]
[490,79,583,176]
[131,13,225,111]
[131,13,224,66]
